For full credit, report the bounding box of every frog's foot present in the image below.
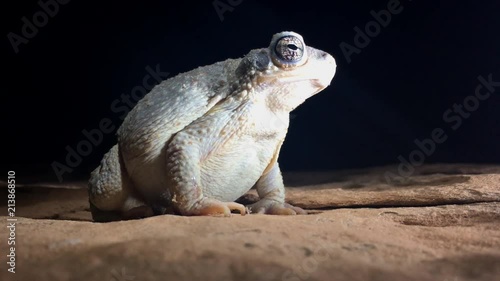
[248,199,307,215]
[180,197,247,216]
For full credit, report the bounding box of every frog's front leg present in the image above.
[248,162,307,215]
[165,132,246,216]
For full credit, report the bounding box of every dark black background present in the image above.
[4,0,500,182]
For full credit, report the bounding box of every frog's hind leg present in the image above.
[88,144,153,222]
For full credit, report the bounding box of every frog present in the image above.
[88,31,337,222]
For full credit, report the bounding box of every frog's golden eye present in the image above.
[274,36,304,65]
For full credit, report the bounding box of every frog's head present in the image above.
[236,31,336,112]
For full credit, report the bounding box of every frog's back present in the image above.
[117,58,241,163]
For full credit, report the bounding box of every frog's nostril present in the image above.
[321,52,336,66]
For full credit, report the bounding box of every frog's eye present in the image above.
[270,33,307,68]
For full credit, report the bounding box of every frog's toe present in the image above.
[181,198,246,216]
[284,203,308,215]
[248,199,307,215]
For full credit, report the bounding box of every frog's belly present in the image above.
[199,140,276,202]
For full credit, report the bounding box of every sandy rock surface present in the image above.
[1,164,499,281]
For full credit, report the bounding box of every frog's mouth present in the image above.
[310,79,330,94]
[257,76,331,91]
[257,56,336,92]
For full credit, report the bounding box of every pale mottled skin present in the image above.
[88,31,336,221]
